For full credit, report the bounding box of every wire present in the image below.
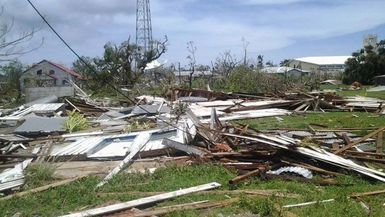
[25,0,196,136]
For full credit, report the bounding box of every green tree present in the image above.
[0,60,24,99]
[223,65,290,94]
[343,41,385,84]
[72,38,167,92]
[280,59,292,67]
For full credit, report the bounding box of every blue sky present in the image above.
[1,0,385,67]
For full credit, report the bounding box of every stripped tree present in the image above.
[0,7,43,62]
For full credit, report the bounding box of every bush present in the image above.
[64,111,88,133]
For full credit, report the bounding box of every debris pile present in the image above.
[1,87,385,215]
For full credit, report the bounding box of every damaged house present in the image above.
[19,60,82,102]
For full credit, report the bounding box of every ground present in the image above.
[1,85,385,216]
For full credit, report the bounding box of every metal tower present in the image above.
[136,0,153,54]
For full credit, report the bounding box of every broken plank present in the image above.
[59,182,221,217]
[376,131,383,154]
[334,127,385,155]
[281,160,341,176]
[345,151,385,158]
[229,168,264,185]
[125,199,236,217]
[0,176,84,201]
[346,155,385,164]
[350,189,385,198]
[0,154,38,159]
[65,99,81,112]
[96,132,151,187]
[282,199,335,208]
[97,189,299,199]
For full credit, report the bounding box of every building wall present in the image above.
[25,86,74,102]
[20,61,74,89]
[288,60,319,72]
[287,69,308,78]
[289,60,344,75]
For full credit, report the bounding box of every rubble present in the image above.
[1,87,385,216]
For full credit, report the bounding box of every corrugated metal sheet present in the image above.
[50,128,184,159]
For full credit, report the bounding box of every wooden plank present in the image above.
[282,199,335,208]
[229,168,263,185]
[346,155,385,164]
[65,99,81,112]
[96,132,151,187]
[281,160,341,176]
[350,189,385,198]
[97,189,299,199]
[345,151,385,158]
[376,131,383,154]
[59,182,221,217]
[334,127,385,154]
[0,154,38,158]
[123,199,236,217]
[0,176,84,201]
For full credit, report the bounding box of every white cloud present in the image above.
[1,0,385,66]
[242,0,307,5]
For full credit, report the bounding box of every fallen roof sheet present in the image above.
[131,104,170,115]
[14,116,68,136]
[50,128,185,159]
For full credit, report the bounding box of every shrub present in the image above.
[64,111,89,133]
[24,163,56,189]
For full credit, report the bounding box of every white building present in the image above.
[20,60,83,102]
[20,60,82,89]
[288,56,352,75]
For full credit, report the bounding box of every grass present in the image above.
[236,112,385,132]
[24,163,57,190]
[1,164,385,217]
[320,84,385,100]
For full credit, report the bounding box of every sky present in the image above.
[1,0,385,68]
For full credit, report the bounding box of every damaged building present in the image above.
[19,60,83,102]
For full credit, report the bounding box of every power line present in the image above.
[25,0,195,136]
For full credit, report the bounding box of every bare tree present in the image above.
[136,36,168,73]
[0,7,43,62]
[213,51,239,77]
[186,41,197,89]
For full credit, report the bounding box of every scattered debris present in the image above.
[59,182,221,217]
[1,87,385,216]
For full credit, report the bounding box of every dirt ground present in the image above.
[52,156,191,179]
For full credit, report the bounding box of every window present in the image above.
[62,80,68,85]
[37,69,42,75]
[49,70,55,75]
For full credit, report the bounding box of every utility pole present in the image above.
[178,62,181,85]
[136,0,153,55]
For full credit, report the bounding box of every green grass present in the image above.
[320,84,385,100]
[236,112,385,132]
[24,163,57,190]
[1,164,385,217]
